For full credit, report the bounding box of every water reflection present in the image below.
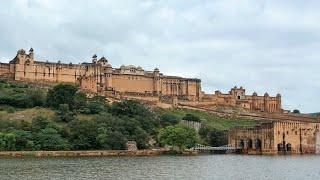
[0,155,319,180]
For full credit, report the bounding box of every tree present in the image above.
[86,99,106,114]
[110,100,160,134]
[131,127,149,149]
[0,133,6,150]
[159,125,198,151]
[183,114,201,122]
[0,132,17,151]
[26,140,35,150]
[199,126,228,147]
[56,104,75,122]
[34,127,70,150]
[73,92,87,111]
[27,89,46,107]
[68,120,99,150]
[160,114,180,126]
[31,116,52,132]
[96,127,109,149]
[46,84,77,109]
[208,129,227,147]
[104,131,127,150]
[10,130,33,150]
[110,100,149,117]
[4,133,16,151]
[10,94,33,108]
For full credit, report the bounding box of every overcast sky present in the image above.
[0,0,319,113]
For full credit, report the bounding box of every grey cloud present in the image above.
[0,0,319,112]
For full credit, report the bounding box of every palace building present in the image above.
[0,48,201,101]
[0,48,282,113]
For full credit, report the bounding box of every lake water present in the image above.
[0,155,319,180]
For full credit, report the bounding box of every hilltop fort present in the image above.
[0,48,282,113]
[0,48,319,155]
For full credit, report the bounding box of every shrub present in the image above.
[27,89,46,107]
[34,127,70,150]
[199,126,228,147]
[160,114,180,126]
[56,104,75,122]
[86,100,106,114]
[46,84,77,109]
[182,114,201,122]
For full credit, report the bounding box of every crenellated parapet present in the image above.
[0,48,290,108]
[0,48,202,102]
[204,86,282,113]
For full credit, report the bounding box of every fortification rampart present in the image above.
[0,48,307,118]
[0,48,202,102]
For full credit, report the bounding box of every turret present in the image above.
[153,68,160,95]
[17,49,26,60]
[92,54,97,64]
[154,68,160,77]
[17,49,26,55]
[230,86,245,99]
[13,49,27,64]
[276,93,281,98]
[276,93,282,112]
[98,56,108,66]
[29,48,34,59]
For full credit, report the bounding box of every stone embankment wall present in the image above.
[180,120,202,133]
[0,150,169,157]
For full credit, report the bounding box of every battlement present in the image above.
[0,48,289,113]
[0,48,202,102]
[203,86,282,113]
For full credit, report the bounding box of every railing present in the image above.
[190,144,241,151]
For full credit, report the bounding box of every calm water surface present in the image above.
[0,155,319,180]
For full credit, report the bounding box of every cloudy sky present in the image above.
[0,0,319,113]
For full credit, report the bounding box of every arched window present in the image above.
[238,139,244,149]
[255,139,262,150]
[248,139,253,149]
[277,143,283,151]
[286,143,292,151]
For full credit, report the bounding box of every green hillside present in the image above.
[0,79,258,151]
[156,108,257,130]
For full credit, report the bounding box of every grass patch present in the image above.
[76,114,95,121]
[0,107,55,121]
[157,108,258,130]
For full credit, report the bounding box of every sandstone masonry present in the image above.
[229,121,320,155]
[0,48,282,113]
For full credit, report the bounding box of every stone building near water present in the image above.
[228,121,320,155]
[0,48,282,113]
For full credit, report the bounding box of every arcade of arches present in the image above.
[228,121,320,154]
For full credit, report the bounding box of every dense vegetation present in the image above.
[0,79,257,151]
[158,125,198,150]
